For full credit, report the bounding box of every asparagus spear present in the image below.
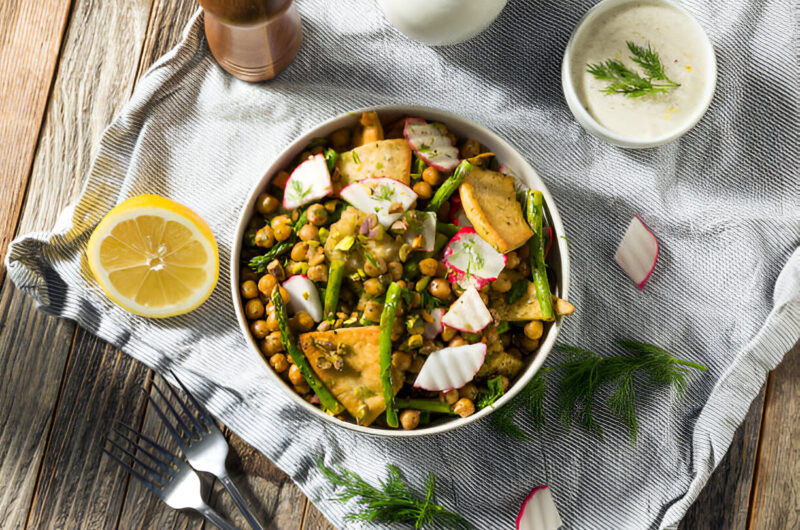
[395,398,457,415]
[435,222,460,238]
[426,159,474,213]
[247,241,293,272]
[525,191,554,321]
[324,259,345,320]
[379,282,402,428]
[271,287,343,414]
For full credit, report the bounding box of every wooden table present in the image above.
[0,1,797,528]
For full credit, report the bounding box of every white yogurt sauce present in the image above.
[570,2,710,139]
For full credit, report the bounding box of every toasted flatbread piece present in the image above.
[459,167,533,253]
[336,139,412,189]
[494,281,574,321]
[299,326,404,426]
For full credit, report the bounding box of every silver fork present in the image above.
[145,374,265,530]
[104,423,237,530]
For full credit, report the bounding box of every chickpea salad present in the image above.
[238,111,574,430]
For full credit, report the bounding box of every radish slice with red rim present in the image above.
[443,227,507,290]
[403,210,437,252]
[422,308,444,339]
[614,215,659,290]
[516,485,563,530]
[282,275,323,322]
[413,343,486,392]
[449,195,472,227]
[282,154,333,209]
[442,286,492,333]
[544,225,554,259]
[403,118,460,173]
[339,177,418,227]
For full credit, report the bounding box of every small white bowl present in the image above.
[231,105,571,437]
[561,0,717,148]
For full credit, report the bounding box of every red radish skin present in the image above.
[443,227,507,289]
[413,343,486,392]
[614,215,659,290]
[516,485,563,530]
[544,225,554,259]
[282,154,333,209]
[403,118,460,173]
[282,275,324,322]
[449,196,472,227]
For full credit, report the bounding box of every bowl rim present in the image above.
[230,104,571,437]
[561,0,718,149]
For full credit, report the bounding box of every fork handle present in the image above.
[219,472,265,530]
[197,502,238,530]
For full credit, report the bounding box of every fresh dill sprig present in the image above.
[318,459,472,529]
[587,41,680,97]
[491,340,706,444]
[476,376,506,408]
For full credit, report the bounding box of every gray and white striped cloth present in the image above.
[6,2,799,528]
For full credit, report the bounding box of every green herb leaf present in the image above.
[373,183,395,203]
[324,148,339,174]
[476,376,506,408]
[587,41,680,97]
[352,150,361,165]
[506,279,528,305]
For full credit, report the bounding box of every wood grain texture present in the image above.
[679,385,766,530]
[0,0,71,276]
[749,342,800,530]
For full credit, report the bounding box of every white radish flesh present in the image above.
[516,485,563,530]
[413,343,486,392]
[404,118,460,173]
[403,211,437,252]
[339,177,417,227]
[614,215,659,290]
[444,227,507,289]
[449,196,472,227]
[423,308,444,339]
[442,286,492,333]
[282,275,323,322]
[282,154,333,209]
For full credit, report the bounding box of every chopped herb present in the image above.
[506,279,528,305]
[476,376,506,409]
[352,150,361,165]
[496,321,510,334]
[324,148,339,173]
[375,162,383,169]
[373,184,395,202]
[288,179,311,204]
[365,252,379,269]
[587,41,680,97]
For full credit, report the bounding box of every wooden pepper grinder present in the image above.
[199,0,302,82]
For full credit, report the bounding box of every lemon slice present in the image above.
[87,195,219,318]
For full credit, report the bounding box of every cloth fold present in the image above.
[6,1,799,528]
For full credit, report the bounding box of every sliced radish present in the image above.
[413,343,486,392]
[282,275,323,322]
[614,215,659,290]
[517,485,563,530]
[423,308,444,339]
[403,211,437,252]
[498,164,513,176]
[449,195,472,227]
[442,286,492,333]
[339,177,417,227]
[282,154,333,209]
[443,227,507,289]
[403,118,460,173]
[544,225,554,259]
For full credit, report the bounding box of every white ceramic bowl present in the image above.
[231,105,571,436]
[561,0,717,148]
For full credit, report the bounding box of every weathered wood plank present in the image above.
[679,385,766,530]
[748,342,800,530]
[0,0,72,276]
[302,500,336,530]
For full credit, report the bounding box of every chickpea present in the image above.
[266,312,280,332]
[308,247,326,266]
[442,389,459,405]
[436,262,448,278]
[270,214,291,230]
[412,181,433,199]
[274,223,292,242]
[418,258,439,277]
[364,255,387,277]
[428,278,451,300]
[363,278,385,297]
[517,244,530,260]
[244,299,265,320]
[257,274,278,296]
[506,251,520,269]
[399,409,421,430]
[261,333,283,355]
[273,170,290,188]
[307,264,328,283]
[330,128,350,150]
[458,382,479,401]
[517,261,530,277]
[290,311,315,332]
[491,271,513,293]
[240,280,259,299]
[453,398,475,418]
[289,241,309,262]
[500,333,512,347]
[294,224,316,242]
[294,381,311,394]
[250,320,269,339]
[288,364,305,386]
[441,326,457,342]
[310,145,324,155]
[240,266,258,283]
[257,193,279,215]
[269,353,289,373]
[254,225,275,248]
[520,336,539,352]
[306,203,328,226]
[524,320,544,340]
[460,139,481,159]
[421,166,442,186]
[300,150,313,161]
[387,261,403,281]
[449,336,468,348]
[447,132,458,146]
[363,301,383,322]
[392,351,412,371]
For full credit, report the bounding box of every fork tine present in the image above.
[113,422,183,466]
[103,448,163,497]
[106,436,171,481]
[150,382,198,440]
[170,370,219,432]
[163,375,208,435]
[144,391,191,453]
